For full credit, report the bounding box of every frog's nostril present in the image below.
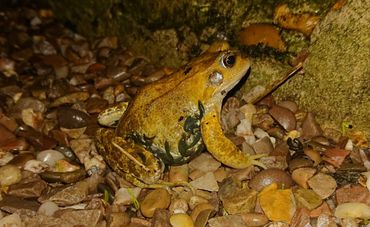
[209,71,223,85]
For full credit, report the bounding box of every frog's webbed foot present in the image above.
[201,109,267,169]
[96,128,195,193]
[97,102,129,127]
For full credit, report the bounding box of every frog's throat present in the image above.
[128,101,206,166]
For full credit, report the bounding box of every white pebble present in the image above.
[0,164,22,186]
[0,213,22,226]
[344,139,353,151]
[335,202,370,219]
[24,160,49,173]
[114,187,141,205]
[37,149,65,167]
[38,201,59,216]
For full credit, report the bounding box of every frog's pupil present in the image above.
[223,54,235,68]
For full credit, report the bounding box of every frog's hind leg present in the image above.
[96,128,195,193]
[96,128,163,187]
[201,109,267,169]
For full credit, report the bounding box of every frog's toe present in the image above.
[247,154,267,169]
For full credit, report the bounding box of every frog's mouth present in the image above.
[222,67,251,103]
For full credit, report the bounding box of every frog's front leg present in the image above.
[96,128,164,187]
[201,108,266,169]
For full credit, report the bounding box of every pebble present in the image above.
[208,215,246,227]
[0,213,22,226]
[293,188,322,210]
[36,149,65,167]
[170,213,194,227]
[258,183,296,223]
[108,212,130,227]
[114,187,141,205]
[8,177,47,198]
[191,203,214,222]
[169,164,189,183]
[24,160,49,173]
[140,188,171,218]
[0,164,22,186]
[334,202,370,219]
[152,209,171,227]
[249,168,293,191]
[291,167,316,189]
[188,153,221,173]
[307,173,337,199]
[8,153,35,168]
[190,172,219,192]
[169,198,189,214]
[240,213,269,227]
[269,105,296,131]
[301,112,323,140]
[57,107,91,129]
[252,136,274,154]
[38,201,59,216]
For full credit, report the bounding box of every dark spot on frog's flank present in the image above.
[178,116,184,122]
[137,152,147,164]
[221,90,226,96]
[184,66,192,75]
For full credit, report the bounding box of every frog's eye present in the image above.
[221,53,236,68]
[209,71,223,85]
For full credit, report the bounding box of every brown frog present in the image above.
[96,42,265,188]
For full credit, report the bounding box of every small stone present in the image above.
[0,214,22,226]
[170,213,194,227]
[291,167,316,189]
[259,183,296,224]
[219,179,257,214]
[269,105,296,131]
[114,187,141,205]
[24,160,49,173]
[249,168,293,191]
[307,173,337,199]
[213,167,228,182]
[8,177,47,198]
[21,108,44,130]
[190,203,214,222]
[188,196,209,210]
[50,91,90,107]
[169,198,189,214]
[152,209,171,227]
[8,153,35,168]
[36,149,65,167]
[335,184,370,206]
[169,164,188,183]
[301,113,323,140]
[208,215,246,227]
[108,212,130,227]
[38,201,59,216]
[334,202,370,219]
[293,188,323,210]
[0,164,22,186]
[189,153,221,173]
[140,188,171,218]
[57,107,91,129]
[240,213,269,227]
[252,136,274,154]
[290,208,310,227]
[190,172,219,192]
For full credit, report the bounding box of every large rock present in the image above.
[273,0,370,138]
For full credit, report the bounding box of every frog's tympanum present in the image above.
[96,42,265,188]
